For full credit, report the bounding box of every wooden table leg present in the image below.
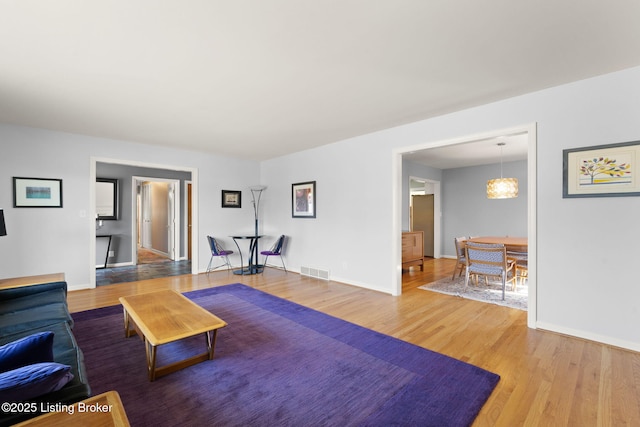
[146,339,158,381]
[205,329,219,360]
[123,308,131,338]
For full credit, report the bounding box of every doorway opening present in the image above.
[394,123,537,328]
[90,158,198,288]
[409,177,441,259]
[134,177,180,264]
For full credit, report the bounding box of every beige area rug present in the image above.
[419,275,528,311]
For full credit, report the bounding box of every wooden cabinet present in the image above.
[402,231,424,271]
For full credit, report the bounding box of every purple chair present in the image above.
[260,235,287,273]
[206,236,234,273]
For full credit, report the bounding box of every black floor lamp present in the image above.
[250,186,267,272]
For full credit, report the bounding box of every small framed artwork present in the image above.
[222,190,242,208]
[13,177,63,208]
[292,181,316,218]
[563,140,640,198]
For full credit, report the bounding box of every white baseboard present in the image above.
[536,321,640,352]
[68,282,94,291]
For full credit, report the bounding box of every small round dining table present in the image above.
[230,235,263,275]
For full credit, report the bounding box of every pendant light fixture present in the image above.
[487,142,518,199]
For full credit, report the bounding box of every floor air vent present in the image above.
[300,266,330,280]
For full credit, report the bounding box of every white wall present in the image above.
[260,142,394,292]
[2,65,640,350]
[261,66,640,350]
[0,124,260,288]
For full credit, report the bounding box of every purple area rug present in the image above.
[72,284,499,426]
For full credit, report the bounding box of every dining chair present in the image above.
[452,236,468,280]
[516,260,528,286]
[206,236,234,273]
[464,242,515,300]
[507,251,528,287]
[260,235,287,273]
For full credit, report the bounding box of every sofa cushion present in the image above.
[0,322,91,400]
[0,331,54,373]
[0,281,67,302]
[0,279,91,425]
[0,362,74,402]
[0,288,67,315]
[0,302,74,335]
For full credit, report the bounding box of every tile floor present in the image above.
[96,260,192,286]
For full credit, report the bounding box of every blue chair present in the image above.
[206,236,234,273]
[260,235,287,273]
[464,242,515,300]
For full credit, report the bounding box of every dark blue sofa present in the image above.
[0,278,90,425]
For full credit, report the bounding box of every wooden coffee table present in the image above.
[119,290,227,381]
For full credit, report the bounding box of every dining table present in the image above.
[467,236,528,253]
[230,235,263,275]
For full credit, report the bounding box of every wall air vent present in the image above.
[300,266,330,280]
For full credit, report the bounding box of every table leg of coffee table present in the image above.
[146,339,158,381]
[123,308,131,338]
[205,329,220,359]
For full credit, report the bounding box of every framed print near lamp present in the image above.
[292,181,316,218]
[222,190,242,208]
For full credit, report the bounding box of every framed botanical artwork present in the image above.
[13,177,63,208]
[563,140,640,198]
[292,181,316,218]
[222,190,242,208]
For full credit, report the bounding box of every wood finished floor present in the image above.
[68,258,640,426]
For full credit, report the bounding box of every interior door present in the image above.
[141,182,152,249]
[187,183,192,260]
[150,182,170,256]
[167,182,176,260]
[412,194,434,257]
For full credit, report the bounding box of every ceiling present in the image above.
[1,1,640,162]
[403,134,529,170]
